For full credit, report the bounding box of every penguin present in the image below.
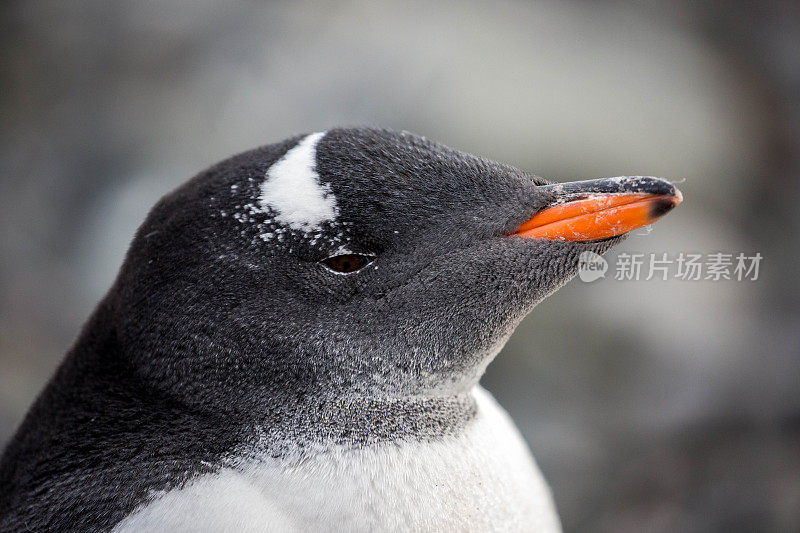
[0,128,682,532]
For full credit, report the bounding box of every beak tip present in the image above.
[649,197,679,220]
[646,185,682,221]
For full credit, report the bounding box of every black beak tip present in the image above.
[633,176,678,196]
[649,197,678,219]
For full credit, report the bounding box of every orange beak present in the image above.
[514,176,683,242]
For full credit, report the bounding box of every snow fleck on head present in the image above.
[258,132,338,232]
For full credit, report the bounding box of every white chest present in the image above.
[114,387,561,532]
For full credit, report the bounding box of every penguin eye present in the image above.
[321,254,375,274]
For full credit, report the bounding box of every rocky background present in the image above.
[1,1,798,531]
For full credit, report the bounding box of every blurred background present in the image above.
[1,1,798,531]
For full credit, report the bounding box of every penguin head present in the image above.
[109,128,680,412]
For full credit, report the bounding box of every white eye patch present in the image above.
[258,132,338,232]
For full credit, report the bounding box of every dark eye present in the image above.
[320,254,375,274]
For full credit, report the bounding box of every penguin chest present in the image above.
[114,387,561,532]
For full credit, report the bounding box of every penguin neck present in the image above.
[73,303,484,453]
[244,391,480,452]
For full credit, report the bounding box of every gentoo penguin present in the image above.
[0,128,681,532]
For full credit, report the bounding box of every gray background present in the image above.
[1,1,798,531]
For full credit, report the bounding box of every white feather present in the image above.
[258,132,338,232]
[114,387,561,532]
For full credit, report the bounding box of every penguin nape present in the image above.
[0,128,682,532]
